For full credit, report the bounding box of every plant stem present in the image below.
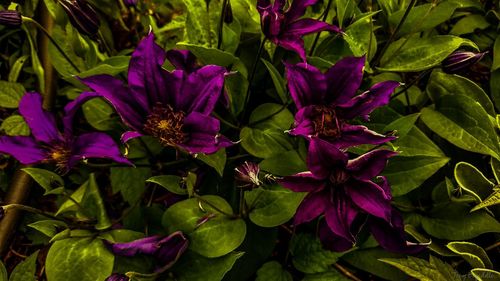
[371,0,417,67]
[390,69,432,100]
[2,204,60,221]
[242,38,266,119]
[97,30,113,56]
[334,263,363,281]
[309,0,333,56]
[217,0,229,49]
[23,17,82,73]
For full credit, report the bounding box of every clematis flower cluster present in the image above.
[279,56,424,253]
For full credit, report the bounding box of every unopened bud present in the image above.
[59,0,100,36]
[442,51,486,74]
[0,10,22,28]
[235,161,261,188]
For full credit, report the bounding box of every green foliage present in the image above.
[9,250,39,281]
[380,256,460,281]
[289,233,344,274]
[256,261,293,281]
[172,251,243,281]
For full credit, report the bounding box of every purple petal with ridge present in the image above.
[19,92,62,144]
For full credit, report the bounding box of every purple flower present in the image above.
[107,231,188,271]
[285,56,400,148]
[123,0,138,7]
[279,138,396,250]
[0,10,22,27]
[66,34,233,154]
[442,51,486,74]
[257,0,340,61]
[59,0,100,36]
[0,92,131,172]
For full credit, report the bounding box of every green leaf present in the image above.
[256,261,292,281]
[379,35,478,72]
[426,70,495,116]
[261,59,287,103]
[0,81,25,108]
[147,175,187,195]
[22,168,64,195]
[493,36,500,71]
[471,269,500,281]
[290,233,343,274]
[446,241,493,269]
[172,251,243,281]
[471,189,500,212]
[176,43,237,67]
[195,148,227,177]
[454,162,495,202]
[81,174,112,230]
[341,248,407,281]
[28,220,68,238]
[78,56,130,78]
[9,250,39,281]
[82,98,119,131]
[45,237,114,281]
[246,185,306,227]
[111,167,151,203]
[420,95,500,160]
[23,25,45,92]
[259,150,307,176]
[383,113,420,139]
[491,158,500,183]
[1,115,30,136]
[182,0,216,47]
[0,261,6,281]
[7,55,29,83]
[162,195,246,258]
[429,256,461,281]
[302,270,350,281]
[450,14,490,35]
[380,256,459,281]
[491,70,500,112]
[344,12,378,60]
[405,224,456,257]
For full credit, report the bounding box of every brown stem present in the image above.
[334,263,363,281]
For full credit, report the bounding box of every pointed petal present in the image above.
[155,231,189,270]
[284,18,340,37]
[307,138,348,178]
[347,149,398,180]
[338,81,400,120]
[293,191,328,225]
[324,192,358,242]
[285,63,326,109]
[179,112,232,154]
[288,106,315,137]
[19,92,62,144]
[377,176,392,200]
[331,124,395,149]
[345,180,392,222]
[0,136,46,164]
[319,222,355,252]
[286,0,319,21]
[278,171,325,192]
[69,132,132,168]
[166,49,198,72]
[108,235,163,256]
[325,56,365,105]
[277,35,307,62]
[128,33,168,106]
[121,131,143,143]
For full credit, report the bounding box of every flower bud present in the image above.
[235,161,261,188]
[105,274,129,281]
[0,10,22,28]
[59,0,100,37]
[442,51,486,74]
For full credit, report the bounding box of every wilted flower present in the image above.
[235,161,261,188]
[285,56,399,148]
[106,231,188,271]
[66,33,233,154]
[0,10,22,27]
[442,51,486,74]
[59,0,100,36]
[257,0,340,61]
[105,273,129,281]
[279,138,396,250]
[0,92,131,172]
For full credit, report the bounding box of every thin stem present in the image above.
[193,193,237,218]
[334,263,363,281]
[23,17,81,73]
[213,111,240,129]
[371,0,417,67]
[283,225,296,265]
[242,39,266,119]
[2,204,60,221]
[309,0,333,56]
[217,0,229,49]
[238,188,245,217]
[485,241,500,251]
[390,69,432,100]
[97,30,113,56]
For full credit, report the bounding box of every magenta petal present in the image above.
[347,149,398,180]
[338,81,400,120]
[284,18,340,36]
[179,112,232,154]
[319,222,355,252]
[277,35,307,62]
[345,180,392,222]
[285,0,319,21]
[108,235,163,256]
[293,191,328,225]
[307,138,348,178]
[325,56,365,105]
[332,124,396,148]
[0,136,46,164]
[155,231,189,270]
[324,194,357,242]
[128,33,168,106]
[377,176,392,201]
[121,131,143,143]
[166,49,198,72]
[279,171,325,192]
[69,132,131,168]
[285,63,326,109]
[19,92,62,144]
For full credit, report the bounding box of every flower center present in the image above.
[46,143,72,172]
[261,10,286,37]
[311,106,342,138]
[143,103,186,147]
[329,170,350,186]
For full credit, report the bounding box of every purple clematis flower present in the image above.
[107,231,188,271]
[257,0,340,61]
[66,34,232,154]
[285,56,400,148]
[0,92,131,172]
[279,138,396,250]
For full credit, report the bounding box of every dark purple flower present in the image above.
[0,92,131,172]
[285,56,399,148]
[59,0,100,36]
[123,0,138,7]
[0,10,22,27]
[166,49,200,73]
[105,273,129,281]
[66,33,233,154]
[235,161,261,188]
[107,231,188,271]
[257,0,340,61]
[279,138,396,250]
[442,51,486,74]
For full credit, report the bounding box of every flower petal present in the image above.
[319,222,355,252]
[0,136,46,164]
[293,191,328,225]
[108,235,163,256]
[19,92,62,144]
[285,0,319,21]
[155,231,189,270]
[278,171,325,192]
[166,49,198,72]
[288,106,315,137]
[324,191,358,242]
[128,33,168,106]
[284,18,340,37]
[179,112,232,154]
[338,81,400,120]
[121,131,144,143]
[307,138,348,178]
[347,149,398,180]
[285,63,326,109]
[68,132,132,168]
[325,56,365,105]
[330,124,395,149]
[344,179,392,222]
[277,35,307,62]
